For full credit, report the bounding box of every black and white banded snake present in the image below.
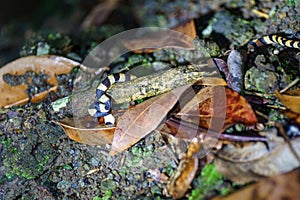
[89,35,300,125]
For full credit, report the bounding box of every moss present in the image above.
[189,163,232,200]
[244,67,279,93]
[2,146,50,180]
[100,180,117,192]
[93,190,113,200]
[1,137,11,149]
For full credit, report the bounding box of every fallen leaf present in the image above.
[213,168,300,200]
[178,87,257,132]
[161,116,267,142]
[226,50,245,93]
[214,128,300,184]
[109,84,192,156]
[171,19,197,41]
[166,138,201,199]
[275,89,300,113]
[80,0,119,29]
[0,55,81,108]
[53,117,115,145]
[211,58,229,78]
[122,19,196,53]
[283,110,300,125]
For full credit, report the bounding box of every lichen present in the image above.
[244,67,279,93]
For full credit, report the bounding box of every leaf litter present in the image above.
[1,0,299,199]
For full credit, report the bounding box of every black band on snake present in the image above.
[88,73,136,125]
[248,35,300,51]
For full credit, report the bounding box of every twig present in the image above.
[279,78,300,93]
[277,123,300,165]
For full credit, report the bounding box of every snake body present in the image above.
[88,73,136,125]
[248,35,300,50]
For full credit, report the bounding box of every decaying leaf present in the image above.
[171,19,197,41]
[0,55,81,108]
[80,0,119,29]
[275,89,300,114]
[283,110,300,125]
[109,84,192,156]
[53,117,115,145]
[213,168,300,200]
[178,87,257,132]
[226,50,245,93]
[166,138,201,199]
[161,116,268,142]
[122,19,196,53]
[214,128,300,184]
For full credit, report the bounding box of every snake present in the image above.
[248,34,300,50]
[88,73,136,125]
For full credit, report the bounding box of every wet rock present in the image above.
[203,10,254,46]
[244,67,278,93]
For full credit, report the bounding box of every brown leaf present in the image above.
[109,84,192,156]
[53,117,115,145]
[213,168,300,200]
[214,129,300,184]
[283,110,300,125]
[275,89,300,114]
[226,50,245,93]
[171,19,197,40]
[166,139,201,199]
[80,0,119,29]
[178,87,257,132]
[122,19,196,54]
[0,55,81,108]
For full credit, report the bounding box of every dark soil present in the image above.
[0,0,299,199]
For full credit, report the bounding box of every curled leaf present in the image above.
[122,19,196,53]
[109,84,192,156]
[81,0,119,29]
[166,138,201,199]
[0,55,81,108]
[53,117,115,146]
[213,168,300,200]
[214,129,300,184]
[226,50,245,93]
[275,89,300,114]
[178,87,257,132]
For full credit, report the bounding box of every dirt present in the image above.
[0,0,299,199]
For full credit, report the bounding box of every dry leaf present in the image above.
[283,110,300,125]
[80,0,119,29]
[161,116,267,142]
[122,19,196,53]
[166,139,201,199]
[214,129,300,184]
[171,19,197,40]
[275,89,300,114]
[226,50,245,93]
[53,117,115,145]
[0,55,81,108]
[109,84,192,156]
[213,168,300,200]
[178,87,257,132]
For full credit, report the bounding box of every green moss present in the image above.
[1,137,11,148]
[2,137,50,180]
[189,163,231,200]
[164,164,175,177]
[3,151,36,180]
[37,155,50,171]
[93,190,112,200]
[63,164,72,170]
[101,180,117,191]
[288,0,298,6]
